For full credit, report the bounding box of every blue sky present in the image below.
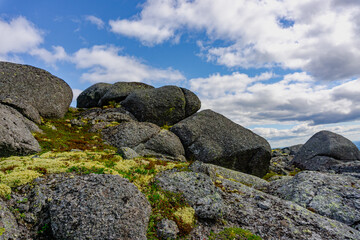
[1,0,360,148]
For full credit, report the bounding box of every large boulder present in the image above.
[270,171,360,230]
[171,110,271,177]
[50,174,151,240]
[291,131,360,171]
[0,104,40,157]
[76,83,112,108]
[102,121,185,161]
[98,82,154,106]
[121,85,201,126]
[0,61,73,118]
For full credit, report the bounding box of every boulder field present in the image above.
[0,61,360,239]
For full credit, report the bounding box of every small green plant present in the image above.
[37,223,49,234]
[161,124,173,130]
[67,166,106,175]
[209,227,262,240]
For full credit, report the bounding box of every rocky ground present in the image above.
[1,61,360,240]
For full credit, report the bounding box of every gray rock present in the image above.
[78,107,137,123]
[156,171,224,220]
[0,61,73,118]
[156,218,179,240]
[50,174,151,240]
[189,161,269,190]
[291,131,360,171]
[118,147,140,159]
[122,85,201,126]
[102,121,185,161]
[171,110,271,177]
[99,82,154,106]
[0,95,41,124]
[0,200,21,240]
[76,83,112,108]
[269,155,296,175]
[271,171,360,229]
[0,104,40,157]
[214,177,360,240]
[330,161,360,174]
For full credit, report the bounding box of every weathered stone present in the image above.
[122,85,201,126]
[283,144,303,156]
[50,174,151,240]
[0,61,73,118]
[292,131,360,171]
[270,171,360,229]
[76,83,112,108]
[102,121,185,161]
[99,82,154,106]
[156,218,179,240]
[189,161,269,190]
[0,200,21,240]
[0,95,41,124]
[0,104,40,157]
[269,155,296,175]
[156,171,224,220]
[171,110,271,177]
[213,177,360,240]
[330,161,360,174]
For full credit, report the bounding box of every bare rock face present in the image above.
[0,104,40,157]
[171,110,271,177]
[0,61,73,119]
[292,130,360,171]
[76,82,154,108]
[0,200,22,239]
[50,174,151,240]
[121,85,201,126]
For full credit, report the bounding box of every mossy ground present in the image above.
[209,227,262,240]
[0,108,262,239]
[0,108,197,238]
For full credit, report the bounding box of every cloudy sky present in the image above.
[1,0,360,148]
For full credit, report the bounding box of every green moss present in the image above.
[0,227,5,236]
[262,171,280,181]
[209,227,262,240]
[0,184,11,197]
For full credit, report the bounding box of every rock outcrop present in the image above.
[76,83,112,108]
[171,110,271,177]
[0,61,73,118]
[269,171,360,229]
[292,130,360,171]
[122,85,201,126]
[0,104,41,157]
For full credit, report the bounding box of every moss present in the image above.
[174,206,195,225]
[1,170,42,188]
[0,228,5,236]
[209,227,262,240]
[262,171,280,181]
[0,184,11,197]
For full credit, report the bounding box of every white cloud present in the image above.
[85,15,105,29]
[71,45,185,83]
[72,89,83,102]
[190,71,360,137]
[30,46,68,64]
[110,0,360,80]
[0,16,43,56]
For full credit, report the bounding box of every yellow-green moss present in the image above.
[0,170,42,188]
[174,206,195,225]
[0,184,11,197]
[209,227,262,240]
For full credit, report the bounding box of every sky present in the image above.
[1,0,360,148]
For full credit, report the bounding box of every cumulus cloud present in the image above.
[190,71,360,127]
[71,45,185,83]
[0,16,43,56]
[85,15,105,29]
[30,46,68,64]
[110,0,360,80]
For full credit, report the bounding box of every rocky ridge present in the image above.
[0,61,360,240]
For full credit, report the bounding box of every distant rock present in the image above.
[76,82,154,108]
[0,61,73,118]
[282,144,303,156]
[291,131,360,171]
[102,121,185,161]
[122,85,201,126]
[171,110,271,177]
[0,104,40,157]
[270,171,360,230]
[50,174,151,240]
[76,83,112,108]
